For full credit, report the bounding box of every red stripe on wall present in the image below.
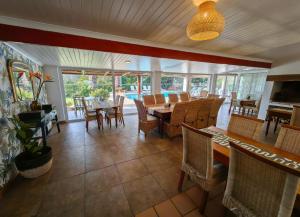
[0,23,272,68]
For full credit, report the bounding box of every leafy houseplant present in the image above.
[9,116,52,178]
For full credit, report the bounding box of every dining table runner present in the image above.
[200,128,300,172]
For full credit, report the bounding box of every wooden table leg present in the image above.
[159,118,164,138]
[96,109,100,130]
[228,101,232,114]
[265,115,271,136]
[274,117,280,133]
[115,107,118,128]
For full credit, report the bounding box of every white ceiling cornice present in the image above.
[0,16,272,64]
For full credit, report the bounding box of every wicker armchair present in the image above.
[227,114,263,141]
[154,94,166,105]
[143,95,156,107]
[208,98,225,126]
[168,93,179,104]
[82,98,103,131]
[180,92,190,102]
[223,141,299,217]
[290,105,300,127]
[105,96,125,128]
[184,99,212,129]
[134,99,159,137]
[200,90,208,97]
[164,102,188,138]
[275,124,300,155]
[178,123,227,214]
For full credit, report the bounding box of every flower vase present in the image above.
[30,101,42,111]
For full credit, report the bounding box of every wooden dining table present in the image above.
[147,105,173,137]
[91,101,120,129]
[207,126,300,200]
[265,108,292,135]
[239,99,256,115]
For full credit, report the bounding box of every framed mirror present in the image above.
[7,59,35,102]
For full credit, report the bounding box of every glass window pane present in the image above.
[190,76,210,96]
[161,75,185,96]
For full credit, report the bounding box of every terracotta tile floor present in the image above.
[0,104,282,217]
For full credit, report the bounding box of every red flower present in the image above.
[17,72,24,79]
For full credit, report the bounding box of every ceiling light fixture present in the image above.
[187,0,224,41]
[125,60,131,64]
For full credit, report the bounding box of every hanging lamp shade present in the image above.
[187,1,224,41]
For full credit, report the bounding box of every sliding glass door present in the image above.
[215,75,237,102]
[63,73,113,121]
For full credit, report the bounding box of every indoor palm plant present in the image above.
[9,115,52,178]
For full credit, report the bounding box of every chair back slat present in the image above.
[180,92,190,102]
[169,102,188,126]
[155,94,166,104]
[200,90,208,97]
[168,94,179,103]
[134,99,147,121]
[196,99,213,129]
[275,125,300,155]
[227,114,263,141]
[118,96,125,113]
[290,105,300,127]
[143,95,155,106]
[115,95,120,105]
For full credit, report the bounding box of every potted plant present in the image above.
[29,72,53,110]
[9,116,52,178]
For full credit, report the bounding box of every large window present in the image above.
[115,72,151,114]
[63,74,113,120]
[161,74,185,96]
[190,75,210,96]
[238,72,267,99]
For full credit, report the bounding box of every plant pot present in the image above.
[14,146,52,178]
[30,100,42,111]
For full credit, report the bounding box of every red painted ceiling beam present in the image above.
[0,23,272,68]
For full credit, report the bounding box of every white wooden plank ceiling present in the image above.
[8,42,262,74]
[1,0,299,61]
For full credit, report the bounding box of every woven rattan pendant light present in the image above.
[187,0,224,41]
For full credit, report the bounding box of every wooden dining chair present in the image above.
[168,93,178,104]
[208,98,225,126]
[275,124,300,155]
[143,95,155,107]
[243,96,262,116]
[227,114,263,141]
[73,96,84,116]
[164,102,188,138]
[178,123,227,214]
[105,96,125,128]
[115,95,120,105]
[134,99,159,137]
[223,141,299,217]
[184,99,212,129]
[200,90,208,97]
[82,98,103,131]
[154,94,165,105]
[290,105,300,127]
[228,92,239,114]
[180,92,190,102]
